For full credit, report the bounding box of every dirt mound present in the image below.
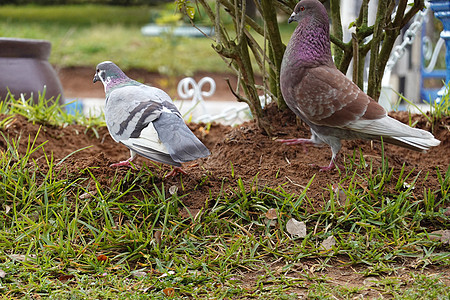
[0,105,448,212]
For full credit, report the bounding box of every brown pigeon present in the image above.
[279,0,440,171]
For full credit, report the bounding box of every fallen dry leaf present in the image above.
[429,230,450,244]
[0,268,6,278]
[159,271,175,278]
[96,254,108,262]
[444,207,450,217]
[286,218,306,238]
[320,235,336,251]
[332,184,347,205]
[265,208,278,220]
[155,231,162,246]
[169,185,178,195]
[131,270,147,278]
[163,287,175,297]
[79,190,97,199]
[9,254,36,261]
[57,274,75,282]
[180,207,201,219]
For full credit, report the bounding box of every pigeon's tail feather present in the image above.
[383,135,441,152]
[153,112,210,163]
[378,117,440,152]
[348,116,441,152]
[121,140,182,167]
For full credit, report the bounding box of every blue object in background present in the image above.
[426,0,450,102]
[420,66,446,103]
[64,99,84,115]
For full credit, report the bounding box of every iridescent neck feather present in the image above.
[289,15,333,68]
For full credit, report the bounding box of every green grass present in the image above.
[0,4,152,26]
[0,4,293,75]
[0,90,448,298]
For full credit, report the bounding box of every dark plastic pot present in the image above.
[0,37,64,104]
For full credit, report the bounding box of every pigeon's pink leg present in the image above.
[279,137,344,171]
[110,150,137,168]
[110,157,135,168]
[165,167,187,178]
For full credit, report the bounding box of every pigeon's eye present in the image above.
[300,6,305,11]
[97,69,100,73]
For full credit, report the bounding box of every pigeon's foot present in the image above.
[165,167,187,178]
[312,160,344,172]
[110,157,135,168]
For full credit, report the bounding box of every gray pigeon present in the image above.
[93,61,210,176]
[280,0,440,171]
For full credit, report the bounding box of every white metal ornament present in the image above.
[177,77,216,115]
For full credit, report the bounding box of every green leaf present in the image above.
[186,6,195,19]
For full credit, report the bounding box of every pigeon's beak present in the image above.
[93,73,100,84]
[288,12,296,24]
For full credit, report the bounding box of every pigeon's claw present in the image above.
[165,167,187,178]
[310,160,344,172]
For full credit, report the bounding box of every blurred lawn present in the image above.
[0,4,224,75]
[0,4,292,75]
[0,4,151,25]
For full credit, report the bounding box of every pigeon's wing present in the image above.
[120,123,182,167]
[294,66,440,150]
[293,66,386,128]
[105,85,180,142]
[153,112,210,163]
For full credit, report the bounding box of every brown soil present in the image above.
[1,104,448,213]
